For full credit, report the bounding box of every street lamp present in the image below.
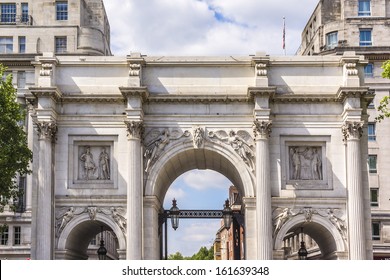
[298,227,308,260]
[170,198,180,230]
[222,199,233,230]
[97,226,107,260]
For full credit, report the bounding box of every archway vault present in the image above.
[274,214,346,259]
[144,140,255,204]
[56,213,127,259]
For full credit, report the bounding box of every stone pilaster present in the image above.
[242,197,257,260]
[125,120,144,259]
[34,120,57,260]
[342,121,367,259]
[143,196,161,260]
[253,120,273,259]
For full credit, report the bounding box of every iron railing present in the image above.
[0,15,32,26]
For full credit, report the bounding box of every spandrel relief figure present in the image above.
[144,129,170,173]
[209,130,254,171]
[80,146,96,180]
[98,147,110,180]
[289,146,323,180]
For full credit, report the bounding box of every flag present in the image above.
[283,17,286,52]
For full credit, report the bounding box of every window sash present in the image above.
[56,2,68,20]
[0,227,9,245]
[364,64,374,77]
[21,3,29,23]
[55,37,67,53]
[1,4,16,23]
[359,0,371,16]
[360,30,372,46]
[13,226,21,245]
[368,123,376,140]
[326,32,338,48]
[19,36,26,53]
[0,37,13,53]
[368,155,377,173]
[370,189,379,207]
[372,222,380,240]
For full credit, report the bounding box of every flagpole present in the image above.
[283,17,286,55]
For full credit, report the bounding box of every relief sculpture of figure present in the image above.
[193,127,204,148]
[291,148,302,180]
[327,209,346,238]
[80,146,96,180]
[144,129,170,173]
[210,130,254,171]
[98,147,110,180]
[58,207,75,233]
[273,208,293,237]
[311,148,322,180]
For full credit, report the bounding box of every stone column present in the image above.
[125,121,144,259]
[242,197,257,260]
[143,196,161,260]
[253,120,273,259]
[34,121,57,260]
[342,121,367,259]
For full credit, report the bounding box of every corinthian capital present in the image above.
[342,121,364,141]
[125,121,144,139]
[35,121,57,141]
[253,120,272,139]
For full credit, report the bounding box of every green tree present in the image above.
[190,246,214,260]
[168,251,186,260]
[376,61,390,122]
[0,64,32,212]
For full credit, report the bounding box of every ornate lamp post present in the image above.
[97,226,107,260]
[170,198,180,230]
[222,199,233,230]
[298,227,308,260]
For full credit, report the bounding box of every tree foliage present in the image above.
[376,61,390,122]
[168,246,214,260]
[0,64,32,211]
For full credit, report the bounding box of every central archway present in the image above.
[143,141,256,259]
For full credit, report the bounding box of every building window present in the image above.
[0,37,13,53]
[360,29,372,46]
[0,226,9,245]
[18,36,26,53]
[372,222,380,240]
[359,0,371,16]
[17,71,26,89]
[56,1,68,20]
[364,63,374,77]
[368,123,376,141]
[13,226,21,245]
[370,189,379,207]
[21,3,29,23]
[1,3,16,23]
[326,32,338,49]
[368,155,377,173]
[55,37,67,53]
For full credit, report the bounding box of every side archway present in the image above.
[274,214,346,260]
[56,213,127,260]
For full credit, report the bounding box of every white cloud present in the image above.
[104,0,319,56]
[181,170,232,191]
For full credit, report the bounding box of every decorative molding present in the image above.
[342,121,364,142]
[29,87,62,102]
[119,87,149,102]
[129,63,141,76]
[253,120,272,139]
[255,63,267,76]
[344,63,358,76]
[146,94,252,104]
[61,94,125,104]
[40,63,53,76]
[125,121,144,140]
[192,126,205,149]
[34,120,57,141]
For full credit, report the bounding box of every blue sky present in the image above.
[104,0,319,56]
[103,0,320,256]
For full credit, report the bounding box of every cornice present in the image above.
[61,94,125,104]
[120,86,149,102]
[29,86,62,102]
[146,94,252,104]
[336,87,375,103]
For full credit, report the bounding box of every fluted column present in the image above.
[342,121,367,259]
[35,121,57,260]
[125,121,144,259]
[253,120,273,259]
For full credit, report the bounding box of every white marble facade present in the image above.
[26,52,374,260]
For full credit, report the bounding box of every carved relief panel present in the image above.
[68,136,117,189]
[281,136,332,190]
